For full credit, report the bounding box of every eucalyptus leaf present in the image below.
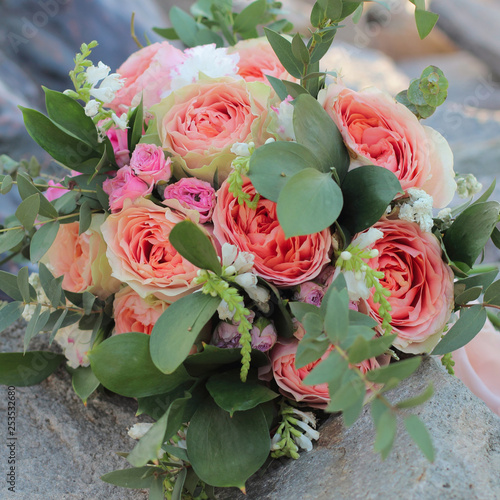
[327,372,365,412]
[396,383,434,409]
[79,201,92,235]
[303,349,347,386]
[30,221,60,262]
[233,0,266,33]
[484,280,500,306]
[324,287,349,344]
[16,172,58,219]
[414,8,439,40]
[101,466,162,489]
[169,6,200,47]
[0,351,65,386]
[24,304,50,352]
[0,228,25,255]
[432,305,487,355]
[404,414,434,461]
[277,168,343,237]
[71,365,100,403]
[366,356,422,384]
[264,28,302,79]
[374,409,396,454]
[15,193,40,231]
[0,301,25,333]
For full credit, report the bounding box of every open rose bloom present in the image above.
[12,19,500,495]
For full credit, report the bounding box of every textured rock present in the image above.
[217,356,500,500]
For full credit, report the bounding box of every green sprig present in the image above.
[441,352,455,375]
[227,146,260,209]
[270,401,302,460]
[194,271,253,381]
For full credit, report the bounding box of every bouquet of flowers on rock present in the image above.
[1,0,500,498]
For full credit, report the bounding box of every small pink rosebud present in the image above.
[251,317,277,352]
[130,143,171,185]
[294,281,325,307]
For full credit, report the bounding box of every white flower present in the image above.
[272,96,295,141]
[270,433,282,451]
[398,188,434,232]
[54,324,93,369]
[170,44,240,90]
[230,142,252,157]
[88,73,124,103]
[294,433,313,452]
[217,300,235,321]
[84,100,99,117]
[291,408,317,428]
[22,273,51,322]
[85,62,111,86]
[456,173,482,199]
[294,419,320,441]
[111,112,128,130]
[128,423,153,440]
[351,227,384,250]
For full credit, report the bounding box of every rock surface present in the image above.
[217,356,500,500]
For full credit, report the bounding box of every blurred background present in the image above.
[0,0,499,258]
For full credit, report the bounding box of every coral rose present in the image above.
[212,177,332,287]
[320,84,456,208]
[365,218,454,354]
[109,41,186,113]
[100,198,202,302]
[113,286,168,336]
[229,37,295,84]
[42,214,120,300]
[452,318,500,417]
[151,76,273,184]
[271,340,380,408]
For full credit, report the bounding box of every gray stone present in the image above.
[216,356,500,500]
[0,321,150,500]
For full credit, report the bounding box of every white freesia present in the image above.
[230,142,252,157]
[128,423,153,440]
[85,61,110,86]
[84,100,99,117]
[170,44,240,91]
[111,112,128,130]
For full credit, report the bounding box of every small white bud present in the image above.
[340,251,352,261]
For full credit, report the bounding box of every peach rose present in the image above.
[151,76,273,184]
[212,177,332,287]
[452,318,500,417]
[109,41,186,113]
[364,218,454,354]
[113,286,168,336]
[100,198,202,302]
[42,214,120,300]
[271,340,380,408]
[229,37,296,84]
[320,84,456,208]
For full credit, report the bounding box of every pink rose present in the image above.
[163,178,216,224]
[212,177,332,287]
[320,84,456,208]
[130,143,171,185]
[102,166,153,213]
[151,76,273,183]
[44,180,70,202]
[452,318,500,417]
[100,198,202,302]
[106,126,130,167]
[229,37,296,84]
[250,317,277,352]
[364,218,454,354]
[42,215,120,300]
[113,286,168,336]
[211,321,242,349]
[109,42,186,113]
[271,340,380,408]
[293,281,325,307]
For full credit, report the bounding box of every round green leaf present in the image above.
[0,351,65,386]
[277,168,343,237]
[187,398,270,488]
[89,332,192,397]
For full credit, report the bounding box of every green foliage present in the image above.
[101,466,164,489]
[404,414,435,461]
[441,353,455,375]
[187,398,270,488]
[70,365,100,404]
[0,301,25,334]
[0,351,65,386]
[30,221,60,262]
[89,332,194,397]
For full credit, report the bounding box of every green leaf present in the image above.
[30,221,60,262]
[43,87,100,148]
[1,174,13,194]
[295,335,330,369]
[310,1,325,27]
[38,263,64,307]
[19,107,100,171]
[128,394,191,467]
[0,351,65,386]
[248,141,318,202]
[292,94,349,178]
[432,305,487,355]
[101,466,162,489]
[71,365,100,403]
[455,286,482,306]
[457,270,498,292]
[404,414,434,461]
[325,0,343,20]
[23,304,50,352]
[348,309,378,328]
[327,371,365,412]
[291,33,310,64]
[289,301,321,322]
[162,444,189,462]
[484,280,500,306]
[266,76,289,101]
[347,335,371,364]
[340,166,402,234]
[171,467,187,500]
[150,293,221,374]
[152,27,180,40]
[15,193,40,231]
[374,409,396,454]
[491,227,500,249]
[17,266,31,302]
[169,6,200,47]
[128,97,144,153]
[277,169,342,237]
[414,9,439,39]
[264,28,302,79]
[169,220,221,274]
[396,383,434,409]
[82,291,96,316]
[16,172,58,219]
[303,349,347,385]
[0,270,25,301]
[366,357,422,384]
[324,287,349,344]
[444,201,500,268]
[206,370,278,416]
[89,332,193,397]
[78,201,92,235]
[0,301,25,333]
[342,389,365,427]
[150,474,166,500]
[187,398,270,488]
[233,0,266,33]
[0,228,25,255]
[365,334,397,358]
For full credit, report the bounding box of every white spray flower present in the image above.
[230,142,253,158]
[111,112,128,130]
[456,173,483,199]
[398,188,434,232]
[84,100,99,117]
[271,95,296,141]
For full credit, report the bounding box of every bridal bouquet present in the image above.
[1,0,499,498]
